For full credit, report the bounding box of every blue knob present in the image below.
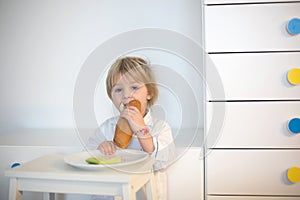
[287,18,300,35]
[11,162,21,168]
[288,118,300,134]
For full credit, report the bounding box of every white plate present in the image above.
[64,149,149,170]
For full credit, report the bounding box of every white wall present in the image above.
[0,0,203,133]
[0,2,204,199]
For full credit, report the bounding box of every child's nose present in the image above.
[123,88,132,99]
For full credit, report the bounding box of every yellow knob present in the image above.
[287,167,300,183]
[287,68,300,85]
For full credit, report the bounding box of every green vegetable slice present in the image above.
[85,156,121,165]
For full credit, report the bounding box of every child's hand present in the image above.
[97,141,116,155]
[120,105,146,133]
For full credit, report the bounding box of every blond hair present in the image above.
[106,56,158,107]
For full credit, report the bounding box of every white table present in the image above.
[5,153,157,200]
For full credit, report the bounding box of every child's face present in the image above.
[111,73,151,115]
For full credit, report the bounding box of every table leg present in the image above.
[122,183,135,200]
[43,193,55,200]
[114,196,123,200]
[146,174,157,200]
[9,178,22,200]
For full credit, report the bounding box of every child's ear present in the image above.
[147,94,151,100]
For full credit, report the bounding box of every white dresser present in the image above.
[203,0,300,199]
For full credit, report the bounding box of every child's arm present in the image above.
[152,121,176,170]
[87,127,106,150]
[121,106,154,154]
[86,118,116,153]
[135,127,154,154]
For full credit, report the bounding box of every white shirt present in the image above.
[87,110,176,170]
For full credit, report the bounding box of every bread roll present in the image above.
[113,99,141,148]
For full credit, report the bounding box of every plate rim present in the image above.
[64,149,150,169]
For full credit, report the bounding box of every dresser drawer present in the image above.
[204,3,300,52]
[206,102,300,148]
[207,196,300,200]
[207,150,300,196]
[206,52,300,101]
[204,0,300,4]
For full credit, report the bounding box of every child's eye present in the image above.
[114,88,122,93]
[131,85,139,90]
